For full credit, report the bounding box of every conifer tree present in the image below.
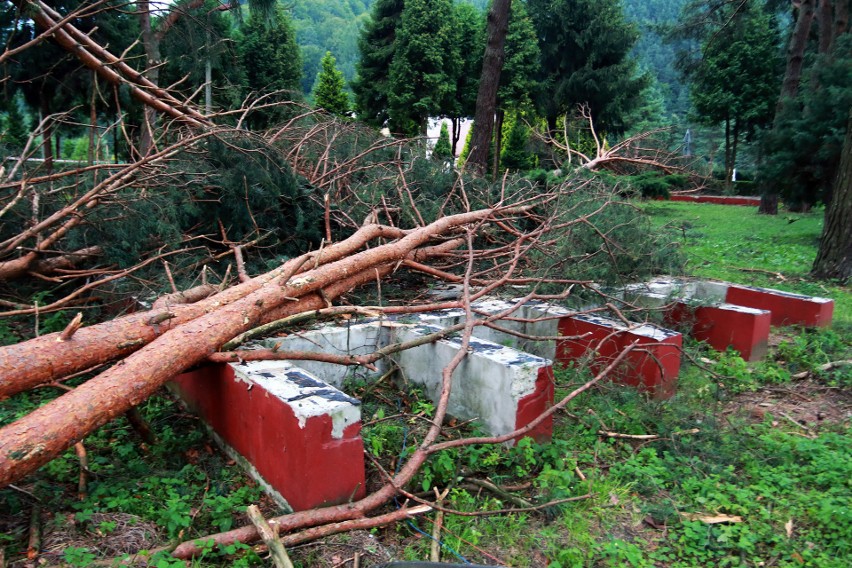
[688,1,779,191]
[501,113,534,171]
[352,0,404,127]
[493,0,541,174]
[446,2,485,153]
[237,4,302,128]
[527,0,646,134]
[1,97,29,154]
[387,0,459,136]
[432,121,453,161]
[313,51,350,116]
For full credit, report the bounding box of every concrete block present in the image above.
[725,284,834,328]
[266,320,555,443]
[555,314,681,398]
[171,361,365,512]
[668,302,771,362]
[389,323,554,443]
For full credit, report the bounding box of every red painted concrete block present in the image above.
[556,315,681,398]
[668,302,771,362]
[725,284,834,328]
[172,361,365,512]
[514,367,555,444]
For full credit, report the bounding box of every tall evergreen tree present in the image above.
[498,0,541,113]
[387,0,459,136]
[527,0,646,134]
[352,0,404,127]
[688,0,780,191]
[501,112,534,171]
[1,96,29,154]
[432,121,453,161]
[237,4,303,129]
[159,0,240,114]
[313,51,350,116]
[760,33,852,210]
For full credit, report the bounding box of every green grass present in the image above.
[642,201,851,325]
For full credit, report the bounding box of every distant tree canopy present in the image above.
[352,0,405,127]
[622,0,689,119]
[387,0,459,136]
[291,0,371,94]
[159,0,241,113]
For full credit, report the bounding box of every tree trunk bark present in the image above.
[836,0,849,36]
[466,0,511,175]
[780,0,816,102]
[89,71,97,166]
[730,117,740,192]
[818,0,834,53]
[724,115,733,192]
[39,97,53,173]
[451,117,461,157]
[0,210,495,486]
[812,107,852,280]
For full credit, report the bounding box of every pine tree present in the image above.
[387,0,458,137]
[1,96,29,154]
[499,0,541,112]
[352,0,404,127]
[313,51,350,116]
[432,121,452,162]
[237,5,302,129]
[527,0,647,134]
[501,113,534,171]
[492,0,542,174]
[688,1,780,191]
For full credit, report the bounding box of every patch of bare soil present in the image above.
[723,380,852,431]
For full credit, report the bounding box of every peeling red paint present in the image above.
[555,317,681,398]
[668,195,761,206]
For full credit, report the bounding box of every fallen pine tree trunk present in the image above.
[0,224,405,400]
[0,208,501,487]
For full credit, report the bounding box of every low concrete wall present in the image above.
[725,284,834,327]
[555,314,682,398]
[622,277,834,329]
[668,195,761,206]
[264,320,555,443]
[669,302,771,362]
[171,361,365,511]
